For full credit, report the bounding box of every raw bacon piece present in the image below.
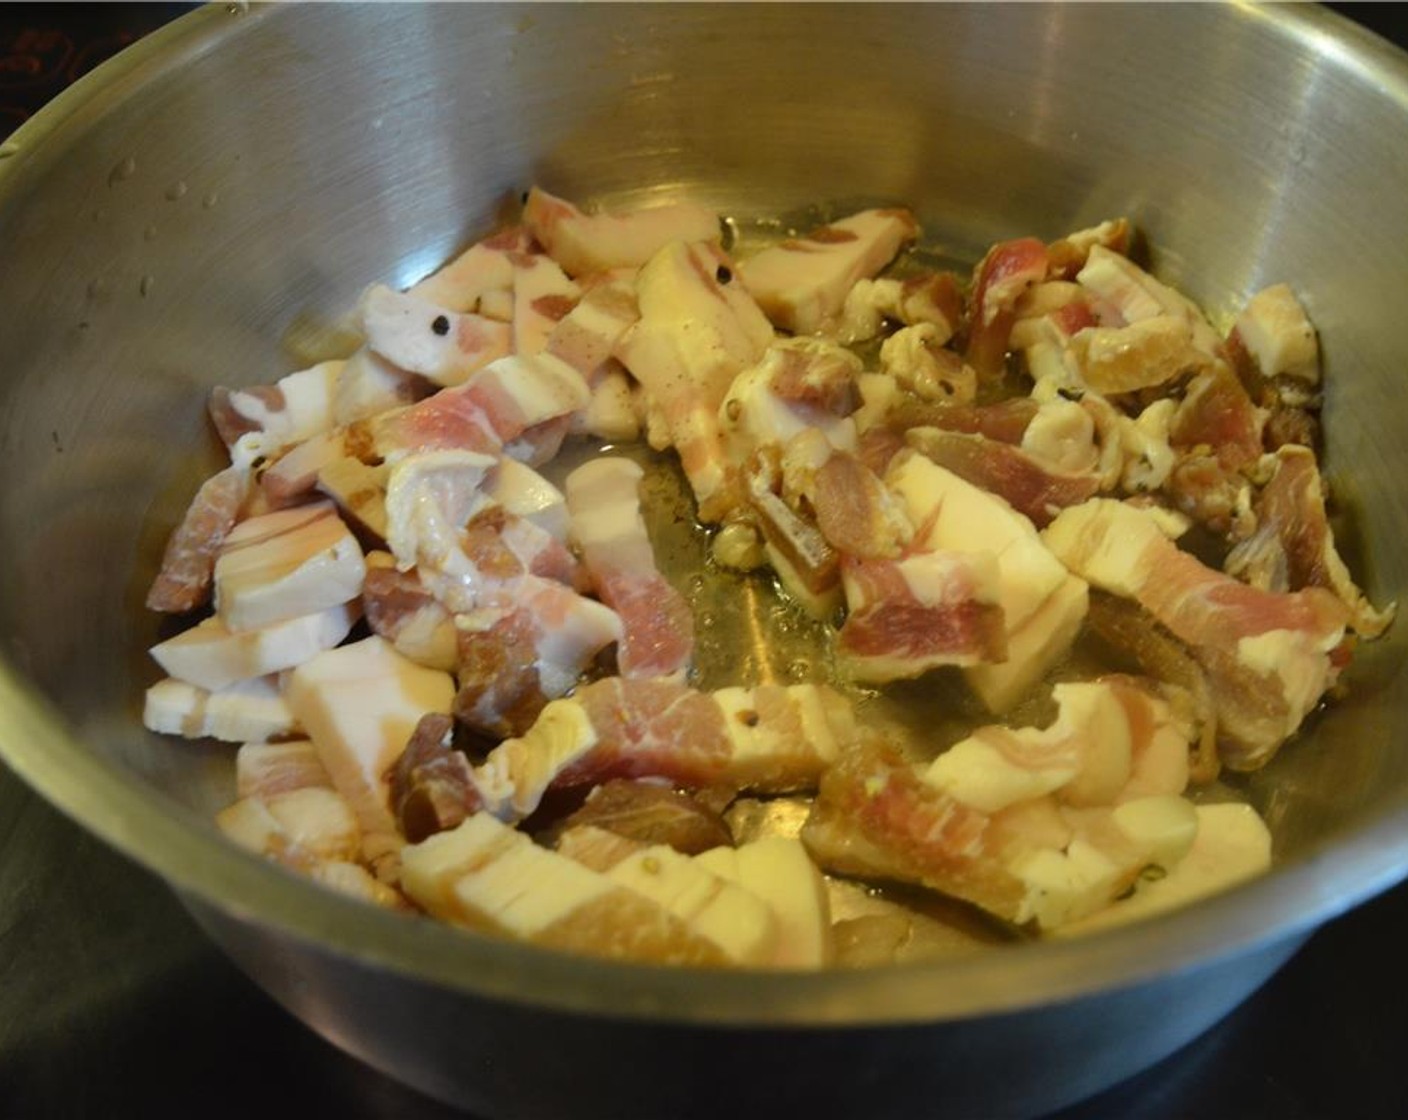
[565,457,695,680]
[213,501,366,633]
[1044,498,1349,768]
[886,451,1089,711]
[550,779,734,856]
[362,562,458,671]
[801,738,1035,924]
[388,712,483,843]
[452,605,552,739]
[1169,363,1265,472]
[1075,245,1222,357]
[719,341,860,467]
[1232,283,1319,388]
[617,239,775,521]
[1086,592,1221,786]
[545,276,640,378]
[146,464,251,612]
[1066,316,1212,395]
[407,226,532,314]
[235,740,332,800]
[736,208,918,335]
[837,551,1006,682]
[285,635,456,859]
[399,811,727,965]
[209,360,342,455]
[472,678,855,820]
[966,237,1049,376]
[374,352,590,462]
[905,427,1101,529]
[523,186,721,277]
[358,285,512,387]
[1225,445,1394,639]
[809,449,913,561]
[511,253,580,357]
[924,677,1194,813]
[1045,218,1132,281]
[331,348,438,428]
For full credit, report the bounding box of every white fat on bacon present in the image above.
[925,678,1193,815]
[400,811,726,965]
[483,457,570,541]
[1052,802,1271,936]
[285,635,456,860]
[1076,246,1222,357]
[235,739,331,800]
[695,837,832,968]
[213,501,366,633]
[210,360,342,457]
[617,239,775,522]
[736,208,919,335]
[143,674,298,743]
[523,186,721,278]
[150,601,359,692]
[384,449,498,582]
[565,457,694,680]
[358,285,512,387]
[546,276,640,379]
[604,844,780,965]
[1233,283,1319,386]
[406,227,529,314]
[511,253,580,357]
[886,452,1089,711]
[330,347,425,428]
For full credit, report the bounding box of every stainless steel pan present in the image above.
[2,4,1407,1116]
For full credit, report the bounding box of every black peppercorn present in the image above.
[431,315,451,336]
[716,264,732,285]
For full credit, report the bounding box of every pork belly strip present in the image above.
[471,677,857,821]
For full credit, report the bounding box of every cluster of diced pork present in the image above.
[141,187,1390,965]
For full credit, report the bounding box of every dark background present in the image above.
[3,4,1408,1118]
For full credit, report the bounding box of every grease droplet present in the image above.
[86,278,106,299]
[165,180,188,201]
[108,156,137,186]
[201,191,219,209]
[143,224,158,242]
[91,208,106,223]
[139,275,154,297]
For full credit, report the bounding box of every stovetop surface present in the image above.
[3,5,1408,1118]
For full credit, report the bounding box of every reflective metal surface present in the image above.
[2,3,1408,1116]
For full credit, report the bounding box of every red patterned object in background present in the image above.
[0,4,192,136]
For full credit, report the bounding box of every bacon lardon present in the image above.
[905,427,1101,530]
[836,551,1006,683]
[966,237,1049,377]
[565,457,694,681]
[523,186,721,278]
[358,284,512,387]
[471,678,855,821]
[1044,497,1349,768]
[617,239,774,521]
[406,226,531,314]
[736,208,918,336]
[146,464,252,612]
[1225,445,1395,639]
